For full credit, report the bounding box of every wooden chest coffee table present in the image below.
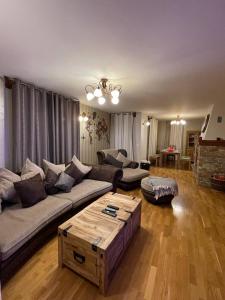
[58,192,141,294]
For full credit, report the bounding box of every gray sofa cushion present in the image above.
[54,179,112,208]
[121,168,149,183]
[0,196,72,261]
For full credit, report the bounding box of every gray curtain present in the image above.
[12,79,80,171]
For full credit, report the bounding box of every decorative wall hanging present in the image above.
[82,111,109,144]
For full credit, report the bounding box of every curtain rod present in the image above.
[111,112,137,116]
[4,76,79,102]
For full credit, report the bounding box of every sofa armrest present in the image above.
[87,165,123,191]
[127,161,139,169]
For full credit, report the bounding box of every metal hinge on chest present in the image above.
[62,225,73,237]
[92,237,102,252]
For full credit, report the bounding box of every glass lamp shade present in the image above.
[86,92,94,101]
[79,116,83,122]
[111,97,119,105]
[83,116,89,122]
[94,88,102,98]
[111,89,120,98]
[146,121,151,126]
[98,97,106,105]
[180,119,186,125]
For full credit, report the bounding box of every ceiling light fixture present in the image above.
[85,78,122,105]
[171,115,186,125]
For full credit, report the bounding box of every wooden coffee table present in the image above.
[58,192,141,294]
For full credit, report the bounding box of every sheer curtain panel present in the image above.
[169,124,184,152]
[110,113,136,160]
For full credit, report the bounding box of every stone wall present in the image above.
[196,144,225,186]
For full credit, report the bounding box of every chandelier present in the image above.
[170,115,186,125]
[85,78,122,105]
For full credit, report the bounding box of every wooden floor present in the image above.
[2,168,225,300]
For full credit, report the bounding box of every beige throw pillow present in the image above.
[0,168,21,203]
[43,159,65,175]
[21,158,45,180]
[71,155,92,175]
[116,152,131,168]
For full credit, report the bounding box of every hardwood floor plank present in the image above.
[2,167,225,300]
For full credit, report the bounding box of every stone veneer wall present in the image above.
[196,144,225,186]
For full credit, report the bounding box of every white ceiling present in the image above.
[0,0,225,119]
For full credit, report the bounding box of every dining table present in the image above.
[159,149,181,168]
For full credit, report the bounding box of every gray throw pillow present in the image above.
[45,169,60,195]
[55,172,75,193]
[116,152,131,167]
[65,162,85,185]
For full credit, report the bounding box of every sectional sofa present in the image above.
[0,164,122,284]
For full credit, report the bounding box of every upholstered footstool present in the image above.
[141,176,178,205]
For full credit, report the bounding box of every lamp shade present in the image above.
[98,97,106,105]
[94,88,102,98]
[111,97,119,105]
[86,92,94,101]
[111,89,120,98]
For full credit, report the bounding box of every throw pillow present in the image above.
[14,174,47,208]
[45,169,60,195]
[43,159,65,175]
[104,154,123,168]
[55,172,75,193]
[21,158,45,180]
[0,168,21,203]
[116,152,131,168]
[65,162,85,184]
[71,155,92,175]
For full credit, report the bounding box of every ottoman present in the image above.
[141,176,178,205]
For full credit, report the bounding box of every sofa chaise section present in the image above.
[97,149,149,190]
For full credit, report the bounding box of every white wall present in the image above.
[202,104,225,140]
[80,103,110,164]
[0,78,4,167]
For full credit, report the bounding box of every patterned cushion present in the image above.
[71,155,92,175]
[116,152,131,167]
[43,159,65,175]
[102,149,118,158]
[21,158,45,180]
[0,168,21,203]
